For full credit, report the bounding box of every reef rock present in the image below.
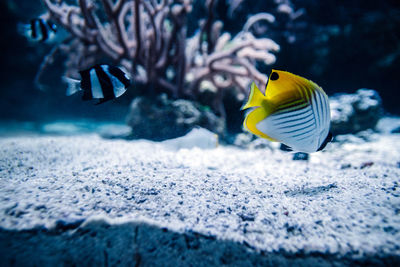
[329,89,383,135]
[126,94,225,141]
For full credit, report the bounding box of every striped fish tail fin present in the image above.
[241,82,266,110]
[17,23,31,39]
[62,76,81,96]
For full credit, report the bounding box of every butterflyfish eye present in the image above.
[270,72,279,81]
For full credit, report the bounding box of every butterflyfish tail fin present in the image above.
[62,76,82,96]
[241,82,266,110]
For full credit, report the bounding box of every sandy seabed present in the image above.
[0,123,399,266]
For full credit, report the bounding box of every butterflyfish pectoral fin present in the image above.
[241,82,266,110]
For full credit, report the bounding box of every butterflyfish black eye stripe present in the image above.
[270,72,279,81]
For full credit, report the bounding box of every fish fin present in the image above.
[62,77,82,96]
[46,21,57,33]
[280,143,293,152]
[102,65,130,98]
[317,131,333,151]
[17,23,32,40]
[241,82,266,110]
[243,106,277,141]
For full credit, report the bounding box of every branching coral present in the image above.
[40,0,280,117]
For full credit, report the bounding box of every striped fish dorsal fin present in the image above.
[107,66,130,88]
[47,21,57,33]
[102,65,131,98]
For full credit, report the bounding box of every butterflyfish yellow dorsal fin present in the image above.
[241,82,266,110]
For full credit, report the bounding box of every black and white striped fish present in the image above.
[241,70,332,153]
[19,18,57,42]
[63,64,131,105]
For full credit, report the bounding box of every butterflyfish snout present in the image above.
[242,70,332,153]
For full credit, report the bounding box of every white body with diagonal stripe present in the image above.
[256,87,330,153]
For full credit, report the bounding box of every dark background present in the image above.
[1,0,399,124]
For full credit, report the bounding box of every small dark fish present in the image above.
[63,64,131,105]
[19,18,57,42]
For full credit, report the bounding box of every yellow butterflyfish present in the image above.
[241,70,332,153]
